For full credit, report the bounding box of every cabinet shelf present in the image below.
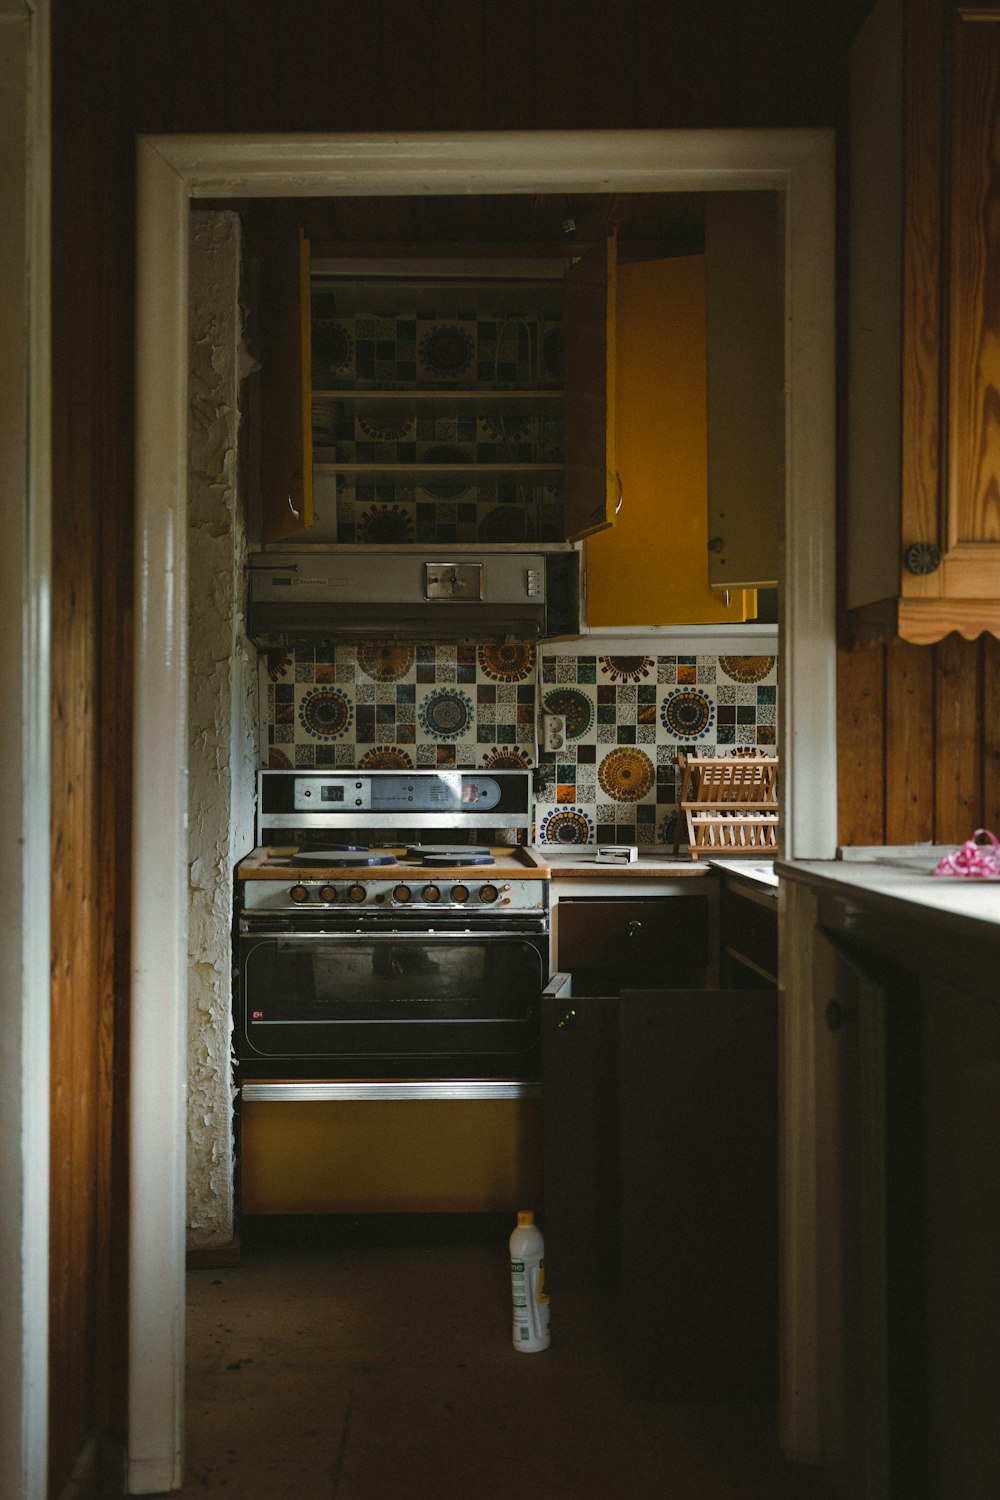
[313,460,562,480]
[314,389,564,404]
[259,230,615,551]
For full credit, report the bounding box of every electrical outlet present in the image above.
[542,713,565,753]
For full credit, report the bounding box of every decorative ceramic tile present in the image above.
[717,654,777,684]
[257,640,778,845]
[599,654,655,683]
[541,686,596,741]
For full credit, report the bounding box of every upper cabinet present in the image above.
[585,239,770,628]
[261,235,618,551]
[848,0,1000,646]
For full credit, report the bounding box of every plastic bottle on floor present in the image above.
[509,1209,550,1352]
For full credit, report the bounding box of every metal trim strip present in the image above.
[240,1079,541,1103]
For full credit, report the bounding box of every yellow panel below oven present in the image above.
[239,1095,543,1215]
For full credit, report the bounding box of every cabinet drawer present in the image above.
[555,897,709,983]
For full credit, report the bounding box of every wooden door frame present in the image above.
[1,3,51,1497]
[132,129,836,1492]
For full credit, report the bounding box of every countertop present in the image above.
[535,848,712,879]
[777,847,1000,934]
[536,848,778,895]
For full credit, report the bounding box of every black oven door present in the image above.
[237,928,545,1075]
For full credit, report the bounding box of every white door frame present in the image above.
[132,129,836,1492]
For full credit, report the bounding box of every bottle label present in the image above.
[510,1256,550,1346]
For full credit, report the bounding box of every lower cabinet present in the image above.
[542,975,778,1399]
[812,927,1000,1499]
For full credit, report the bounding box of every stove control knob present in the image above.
[320,885,337,904]
[348,884,366,904]
[479,883,499,904]
[290,884,308,904]
[451,884,470,904]
[393,884,412,904]
[422,884,441,903]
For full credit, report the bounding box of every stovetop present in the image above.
[237,845,549,916]
[237,845,549,881]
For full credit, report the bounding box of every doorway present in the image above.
[132,129,835,1493]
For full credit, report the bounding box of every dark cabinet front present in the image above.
[554,896,710,994]
[542,977,778,1399]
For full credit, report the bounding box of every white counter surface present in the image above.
[777,850,1000,932]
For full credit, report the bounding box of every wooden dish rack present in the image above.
[674,752,780,859]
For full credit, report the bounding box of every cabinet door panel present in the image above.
[563,233,617,542]
[260,229,314,544]
[619,986,778,1399]
[705,191,782,591]
[944,13,1000,580]
[541,987,620,1294]
[850,0,1000,642]
[587,253,755,626]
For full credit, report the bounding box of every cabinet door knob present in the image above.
[554,1007,577,1030]
[626,920,642,938]
[904,541,941,575]
[708,535,725,554]
[825,999,856,1031]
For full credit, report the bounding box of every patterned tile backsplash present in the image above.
[260,643,778,846]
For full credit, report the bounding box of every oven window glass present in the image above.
[240,934,544,1063]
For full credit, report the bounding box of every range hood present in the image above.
[247,551,580,645]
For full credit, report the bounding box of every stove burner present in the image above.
[419,852,496,868]
[404,844,492,858]
[290,849,397,868]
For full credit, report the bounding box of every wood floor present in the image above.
[180,1216,826,1499]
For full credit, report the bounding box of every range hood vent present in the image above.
[247,551,579,645]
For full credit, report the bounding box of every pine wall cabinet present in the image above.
[848,0,1000,647]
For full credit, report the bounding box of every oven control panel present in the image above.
[258,768,530,834]
[241,877,548,915]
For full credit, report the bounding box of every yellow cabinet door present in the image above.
[259,228,314,544]
[586,255,754,627]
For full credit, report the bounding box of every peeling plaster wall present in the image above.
[187,211,256,1248]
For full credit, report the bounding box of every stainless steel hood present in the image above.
[247,550,578,644]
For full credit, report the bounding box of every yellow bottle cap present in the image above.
[516,1210,534,1226]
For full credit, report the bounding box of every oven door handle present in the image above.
[240,1079,541,1103]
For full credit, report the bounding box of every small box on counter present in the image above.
[594,845,639,864]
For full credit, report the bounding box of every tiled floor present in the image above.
[180,1216,826,1499]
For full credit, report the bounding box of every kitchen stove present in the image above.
[238,769,548,918]
[233,770,549,1214]
[238,842,548,915]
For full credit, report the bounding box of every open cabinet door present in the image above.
[563,232,617,541]
[259,228,314,544]
[705,191,782,589]
[587,253,757,625]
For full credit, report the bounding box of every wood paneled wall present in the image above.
[838,637,1000,846]
[51,1,978,1494]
